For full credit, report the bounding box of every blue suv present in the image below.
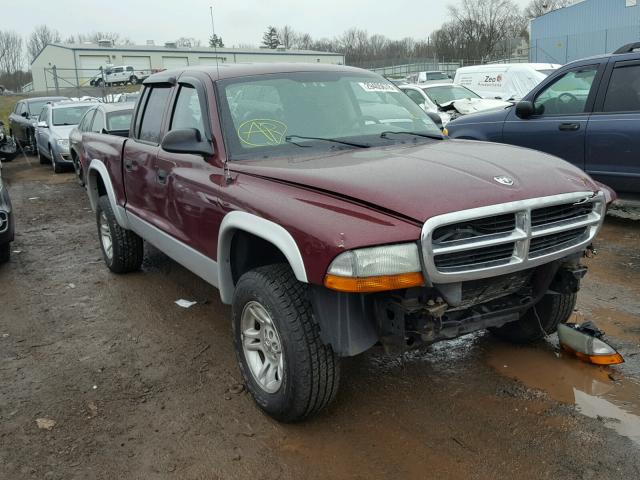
[447,43,640,197]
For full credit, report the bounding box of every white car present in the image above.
[89,65,149,86]
[399,83,510,124]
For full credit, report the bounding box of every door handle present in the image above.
[124,159,134,171]
[559,123,580,131]
[156,169,168,184]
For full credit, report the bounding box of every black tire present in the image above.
[490,292,577,344]
[96,195,143,273]
[0,243,10,264]
[71,152,85,186]
[129,75,139,85]
[233,264,340,423]
[50,147,63,173]
[97,79,104,87]
[38,146,48,164]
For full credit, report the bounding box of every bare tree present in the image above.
[176,37,202,48]
[276,25,299,49]
[27,25,61,62]
[524,0,573,18]
[64,32,133,46]
[0,31,23,74]
[447,0,526,60]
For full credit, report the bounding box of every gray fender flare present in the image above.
[86,159,129,229]
[217,211,308,304]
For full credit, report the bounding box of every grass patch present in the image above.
[0,95,27,127]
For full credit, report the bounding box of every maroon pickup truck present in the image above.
[82,63,612,422]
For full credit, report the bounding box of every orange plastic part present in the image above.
[324,272,425,293]
[561,344,624,365]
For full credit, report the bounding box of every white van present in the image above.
[454,63,561,101]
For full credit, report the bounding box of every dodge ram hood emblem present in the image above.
[493,175,514,186]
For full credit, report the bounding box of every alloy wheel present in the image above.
[241,301,284,394]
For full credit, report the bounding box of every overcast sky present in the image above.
[6,0,533,48]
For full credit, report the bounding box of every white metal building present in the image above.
[30,43,345,92]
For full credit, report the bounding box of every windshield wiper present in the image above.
[380,131,443,140]
[285,135,369,148]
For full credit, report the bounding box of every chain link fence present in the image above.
[40,66,147,100]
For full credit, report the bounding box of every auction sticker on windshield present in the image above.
[358,81,398,93]
[237,119,287,147]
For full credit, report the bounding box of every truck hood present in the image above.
[230,139,600,223]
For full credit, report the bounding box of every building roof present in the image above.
[32,42,342,65]
[144,62,368,83]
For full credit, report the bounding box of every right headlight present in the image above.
[324,243,424,293]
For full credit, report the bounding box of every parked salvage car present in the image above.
[400,83,509,124]
[83,63,612,422]
[0,163,14,264]
[69,103,134,185]
[447,43,640,197]
[9,96,68,151]
[454,63,560,101]
[35,101,99,173]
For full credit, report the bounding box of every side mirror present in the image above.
[515,101,535,119]
[37,121,48,128]
[21,111,29,118]
[161,128,214,157]
[426,111,444,130]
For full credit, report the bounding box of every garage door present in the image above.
[162,57,189,69]
[78,55,112,83]
[122,56,152,75]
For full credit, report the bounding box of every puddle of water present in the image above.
[487,342,640,447]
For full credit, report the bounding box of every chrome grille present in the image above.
[0,211,8,233]
[421,192,605,284]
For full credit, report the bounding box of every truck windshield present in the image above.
[424,85,481,105]
[52,106,93,126]
[217,72,442,161]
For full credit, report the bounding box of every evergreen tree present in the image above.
[209,34,224,48]
[261,26,280,49]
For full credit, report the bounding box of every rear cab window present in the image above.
[137,87,171,143]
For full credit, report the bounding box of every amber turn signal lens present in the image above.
[561,344,624,366]
[324,272,425,293]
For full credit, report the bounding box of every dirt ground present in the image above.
[1,155,639,480]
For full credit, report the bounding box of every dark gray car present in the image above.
[0,163,14,263]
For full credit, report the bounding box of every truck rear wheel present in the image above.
[490,292,577,344]
[232,264,340,422]
[96,195,143,273]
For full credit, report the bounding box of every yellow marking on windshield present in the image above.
[237,119,287,147]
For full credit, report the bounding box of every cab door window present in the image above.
[170,85,205,136]
[602,63,640,113]
[534,67,598,116]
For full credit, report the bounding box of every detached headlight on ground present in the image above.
[324,243,424,293]
[557,323,624,365]
[56,138,69,148]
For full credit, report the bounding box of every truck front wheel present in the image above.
[96,196,143,273]
[490,292,577,344]
[0,243,10,264]
[232,264,340,422]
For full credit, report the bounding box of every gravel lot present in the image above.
[1,156,639,480]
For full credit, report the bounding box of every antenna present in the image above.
[210,5,221,79]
